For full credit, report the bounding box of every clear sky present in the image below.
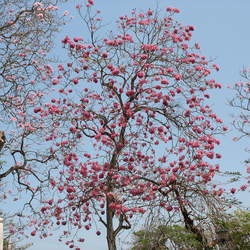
[24,0,250,249]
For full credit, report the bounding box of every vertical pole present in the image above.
[0,217,3,250]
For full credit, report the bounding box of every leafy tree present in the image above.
[215,210,250,250]
[13,2,232,249]
[130,191,229,250]
[132,225,203,250]
[131,210,250,250]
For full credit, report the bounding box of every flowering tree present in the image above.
[0,0,69,240]
[230,69,250,188]
[231,70,250,143]
[0,0,68,184]
[0,0,63,115]
[20,3,231,249]
[1,1,232,249]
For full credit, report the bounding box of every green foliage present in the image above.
[131,210,250,250]
[216,210,250,250]
[131,224,202,250]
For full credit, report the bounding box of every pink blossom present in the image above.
[147,10,153,16]
[174,74,182,81]
[137,72,144,78]
[31,231,36,236]
[247,167,250,174]
[212,64,220,71]
[240,184,248,191]
[166,206,173,211]
[63,11,69,16]
[161,79,169,85]
[102,52,108,58]
[112,69,119,75]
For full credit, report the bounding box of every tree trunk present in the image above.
[106,196,117,250]
[173,188,210,249]
[0,131,5,152]
[107,232,117,250]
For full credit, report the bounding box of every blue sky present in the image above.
[24,0,250,249]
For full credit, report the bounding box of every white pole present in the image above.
[0,217,3,250]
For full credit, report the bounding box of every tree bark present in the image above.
[174,188,207,248]
[0,131,5,152]
[106,196,117,250]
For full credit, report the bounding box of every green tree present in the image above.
[131,210,250,250]
[132,225,203,250]
[215,210,250,250]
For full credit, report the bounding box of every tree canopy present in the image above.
[0,1,249,250]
